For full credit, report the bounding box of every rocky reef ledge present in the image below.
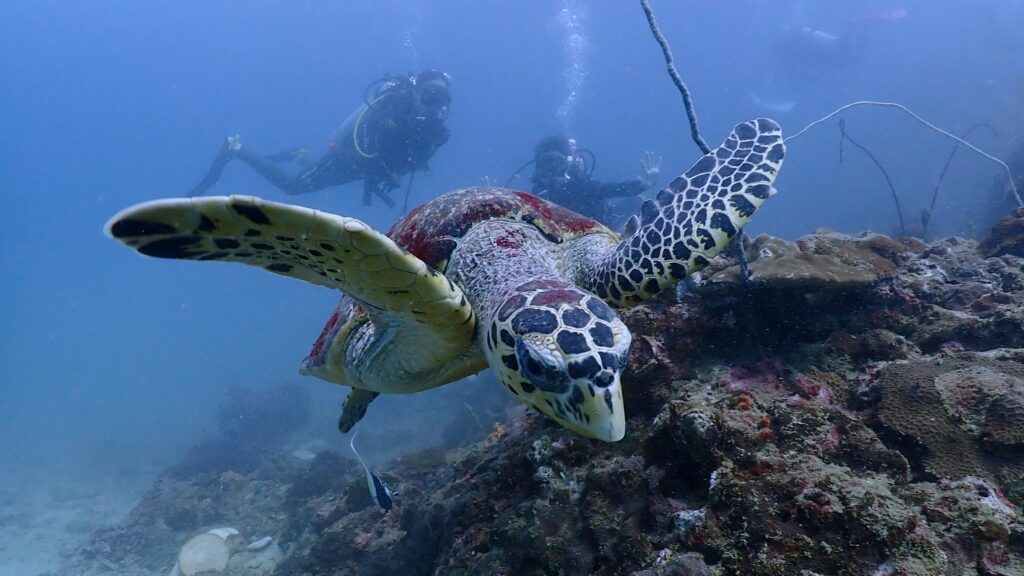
[70,213,1024,576]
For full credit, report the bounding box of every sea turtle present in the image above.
[105,118,785,442]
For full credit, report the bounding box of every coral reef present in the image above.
[67,230,1024,575]
[981,207,1024,258]
[982,137,1024,234]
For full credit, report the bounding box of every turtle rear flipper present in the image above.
[579,118,785,306]
[105,195,481,391]
[339,388,379,433]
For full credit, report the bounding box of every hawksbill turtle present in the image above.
[105,118,785,442]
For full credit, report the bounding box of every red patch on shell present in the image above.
[531,289,584,308]
[305,305,342,358]
[512,191,604,235]
[496,235,521,249]
[513,191,555,219]
[387,188,611,271]
[517,279,565,292]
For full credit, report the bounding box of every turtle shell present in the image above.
[388,186,613,272]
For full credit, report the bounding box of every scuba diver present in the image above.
[188,69,452,209]
[775,9,907,83]
[525,135,660,227]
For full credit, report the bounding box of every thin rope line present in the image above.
[640,0,710,155]
[787,100,1020,206]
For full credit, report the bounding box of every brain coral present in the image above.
[709,231,924,288]
[877,353,1024,484]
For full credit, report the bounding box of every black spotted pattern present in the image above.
[197,215,216,233]
[501,354,518,371]
[562,308,591,328]
[109,218,178,238]
[579,118,785,307]
[137,236,202,259]
[557,331,589,355]
[232,203,273,225]
[568,356,601,380]
[585,297,616,322]
[589,323,614,347]
[511,308,558,335]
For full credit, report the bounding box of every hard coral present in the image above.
[980,207,1024,258]
[714,251,878,287]
[876,353,1024,487]
[796,230,919,278]
[827,328,919,361]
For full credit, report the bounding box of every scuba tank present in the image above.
[326,74,415,158]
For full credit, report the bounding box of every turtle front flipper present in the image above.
[573,118,786,306]
[105,195,481,392]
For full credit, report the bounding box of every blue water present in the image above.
[1,0,1022,567]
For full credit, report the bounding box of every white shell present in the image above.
[206,527,240,540]
[247,536,273,551]
[177,533,230,576]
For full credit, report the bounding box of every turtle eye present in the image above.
[514,338,569,394]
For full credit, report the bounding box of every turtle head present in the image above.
[485,280,631,442]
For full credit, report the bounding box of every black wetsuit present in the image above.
[189,80,449,206]
[534,177,647,227]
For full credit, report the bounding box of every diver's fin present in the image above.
[339,388,380,433]
[188,135,241,197]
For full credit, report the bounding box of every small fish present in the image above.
[350,431,396,512]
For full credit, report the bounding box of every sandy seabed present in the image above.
[0,465,156,576]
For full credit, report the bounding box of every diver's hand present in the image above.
[639,151,661,188]
[225,134,242,155]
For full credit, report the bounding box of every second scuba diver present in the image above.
[528,135,661,228]
[188,69,452,208]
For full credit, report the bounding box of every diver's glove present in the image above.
[225,134,242,155]
[639,151,661,189]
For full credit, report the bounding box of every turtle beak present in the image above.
[578,375,626,442]
[539,371,625,443]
